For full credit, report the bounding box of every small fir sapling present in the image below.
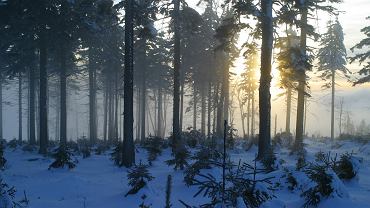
[110,142,122,166]
[301,164,334,208]
[7,139,18,149]
[77,139,91,158]
[165,175,172,208]
[0,142,6,169]
[333,153,358,180]
[48,146,77,170]
[0,178,26,208]
[184,147,221,186]
[188,159,273,208]
[166,144,190,170]
[143,137,163,165]
[125,162,154,197]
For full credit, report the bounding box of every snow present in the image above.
[2,138,370,208]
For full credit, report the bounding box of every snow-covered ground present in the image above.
[2,138,370,208]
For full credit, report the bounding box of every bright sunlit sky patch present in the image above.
[189,0,370,137]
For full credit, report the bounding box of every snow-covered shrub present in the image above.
[181,127,204,148]
[166,145,190,170]
[165,175,172,208]
[49,146,77,170]
[125,162,154,197]
[283,169,298,191]
[110,142,122,166]
[333,153,360,180]
[77,139,91,158]
[0,178,27,208]
[21,144,36,152]
[296,155,306,171]
[7,139,18,149]
[142,136,163,165]
[94,140,110,155]
[315,151,360,180]
[67,140,79,153]
[273,132,293,147]
[188,160,273,208]
[184,147,221,186]
[0,142,6,169]
[301,164,335,208]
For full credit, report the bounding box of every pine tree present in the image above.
[351,16,370,85]
[318,18,348,140]
[125,162,154,197]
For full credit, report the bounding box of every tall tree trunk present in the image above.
[179,65,184,131]
[193,87,197,130]
[237,89,245,138]
[207,82,212,139]
[122,0,135,167]
[285,87,291,133]
[18,73,23,141]
[247,92,251,137]
[114,70,119,141]
[257,0,273,159]
[339,98,343,136]
[39,21,48,155]
[140,53,147,142]
[172,0,181,148]
[29,64,36,144]
[60,46,67,146]
[251,89,255,137]
[294,5,307,151]
[157,88,163,138]
[88,48,97,144]
[0,74,2,140]
[103,82,108,141]
[331,70,335,140]
[201,86,206,135]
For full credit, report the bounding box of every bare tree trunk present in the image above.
[140,54,147,142]
[294,5,307,151]
[103,82,108,141]
[59,45,67,146]
[157,88,163,138]
[18,73,23,141]
[207,82,212,139]
[88,48,97,144]
[179,66,184,132]
[339,98,343,136]
[251,89,255,138]
[247,92,251,138]
[172,0,181,148]
[193,86,197,130]
[285,87,292,133]
[257,0,273,159]
[331,70,335,140]
[122,0,135,167]
[0,74,2,140]
[201,85,206,135]
[39,18,48,154]
[237,89,245,138]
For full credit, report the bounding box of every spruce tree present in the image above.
[318,18,348,140]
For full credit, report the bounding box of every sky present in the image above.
[2,0,370,140]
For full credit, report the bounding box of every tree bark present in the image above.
[140,49,147,142]
[29,63,36,144]
[201,85,206,135]
[0,74,2,140]
[331,70,335,140]
[39,20,48,155]
[18,73,23,142]
[257,0,273,159]
[285,87,291,133]
[60,45,67,146]
[193,87,197,130]
[88,48,97,144]
[172,0,181,148]
[122,0,135,167]
[207,82,212,139]
[294,5,307,151]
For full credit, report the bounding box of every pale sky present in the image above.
[2,0,370,140]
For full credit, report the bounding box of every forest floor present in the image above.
[2,138,370,208]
